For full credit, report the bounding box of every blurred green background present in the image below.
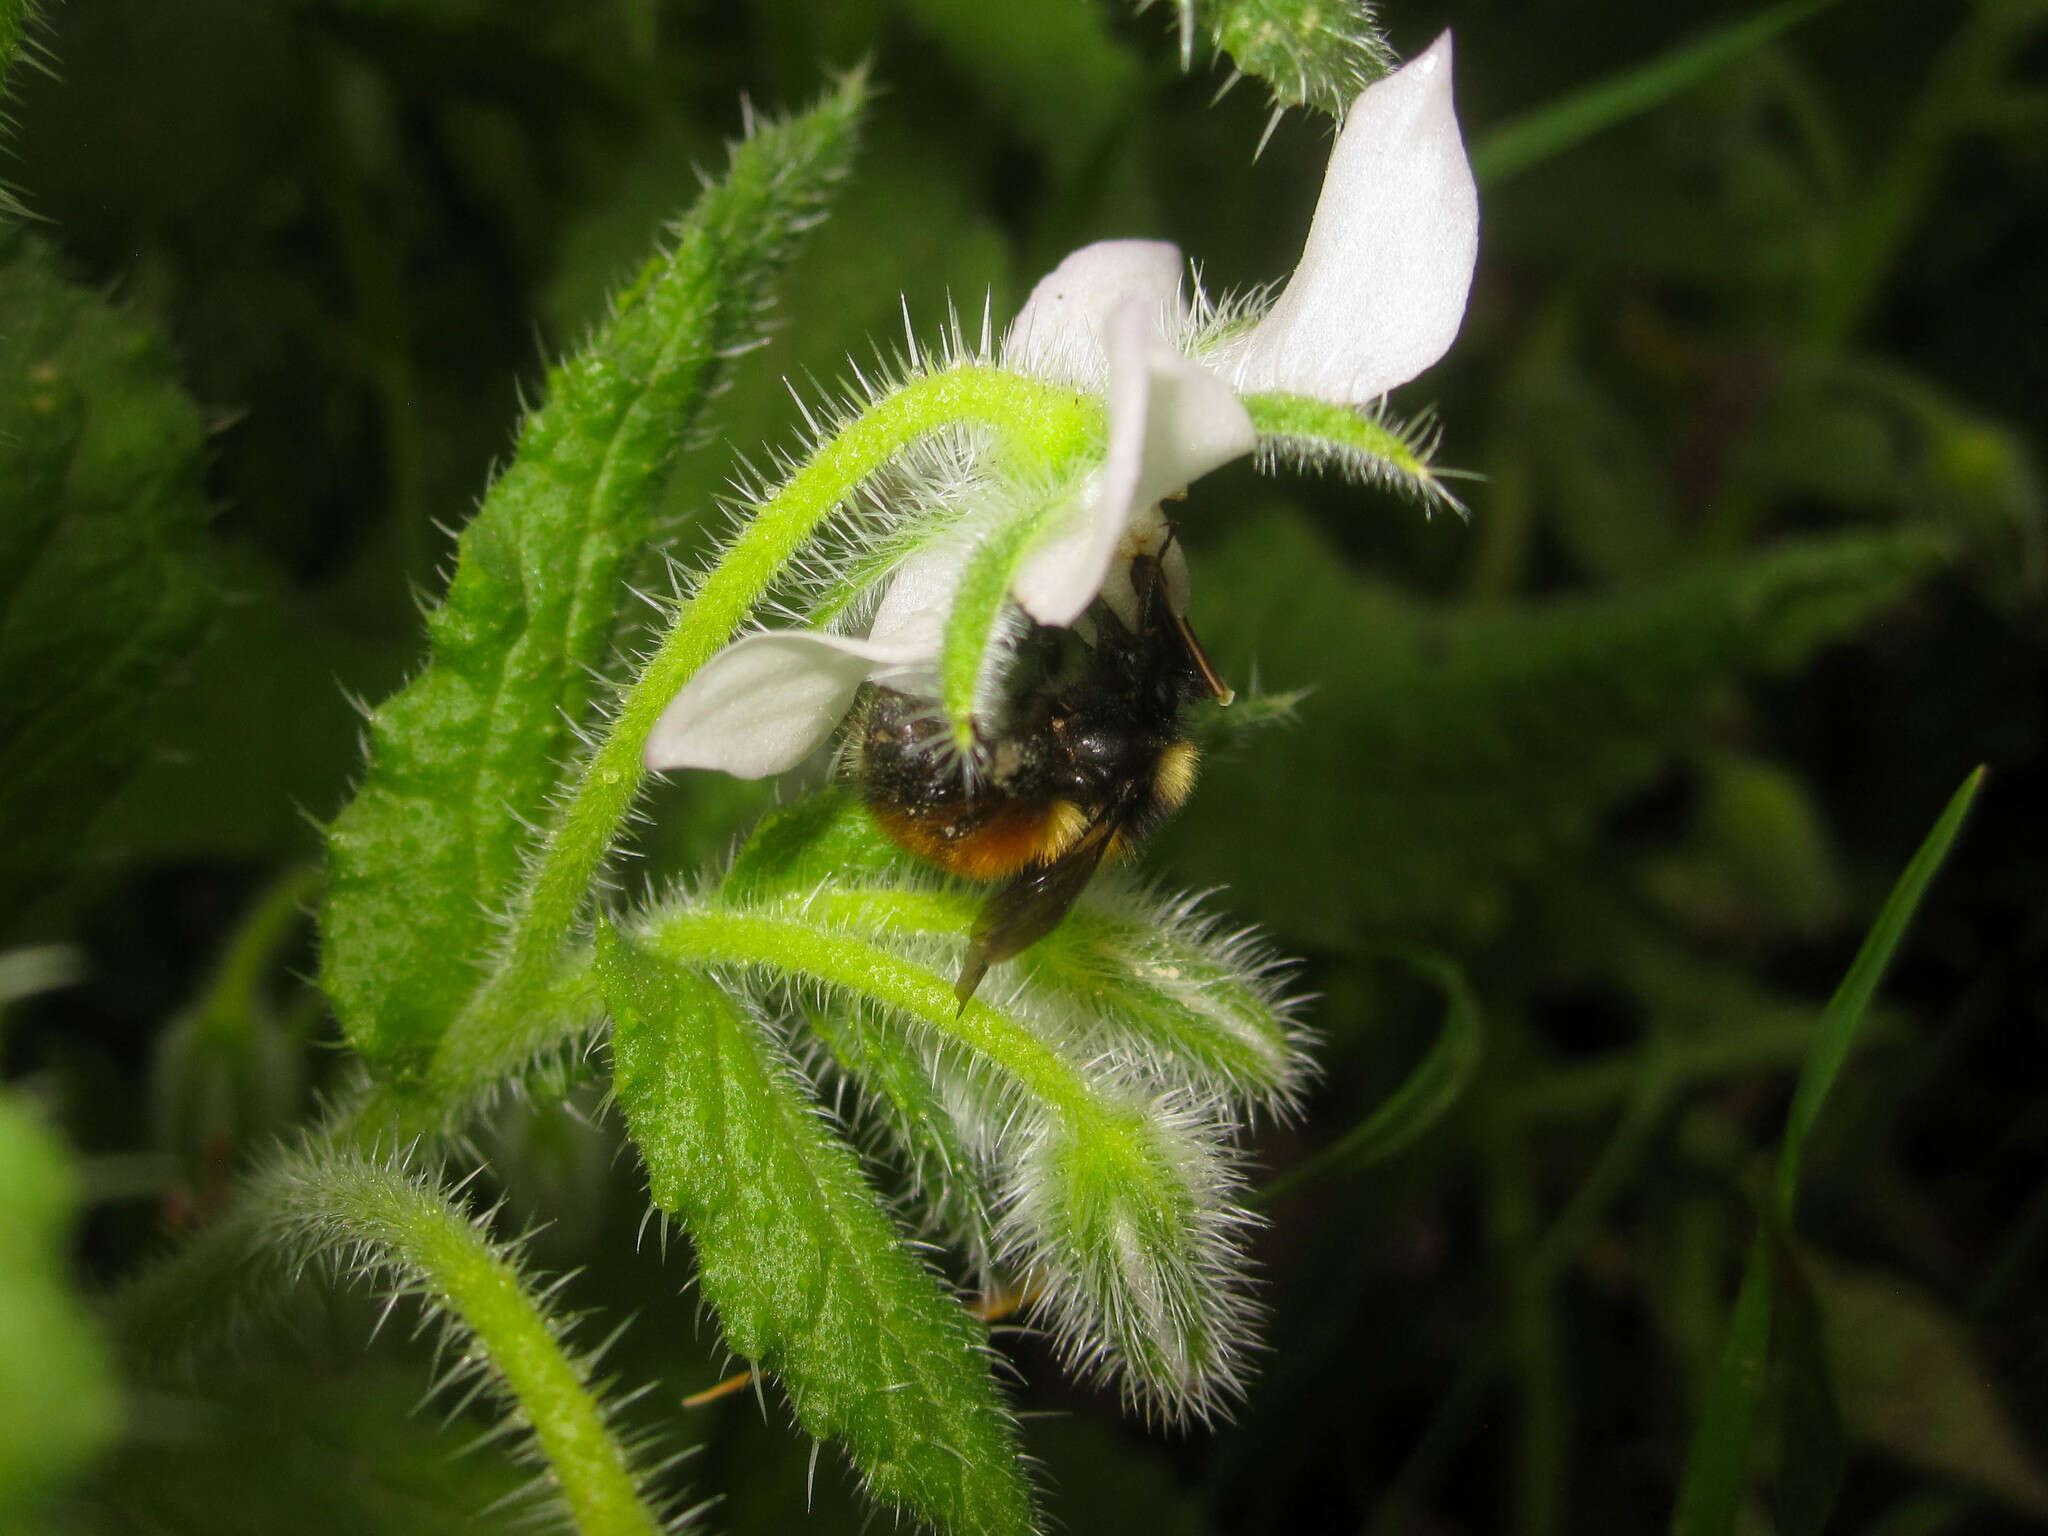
[2,0,2045,1531]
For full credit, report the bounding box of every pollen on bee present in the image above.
[1153,740,1200,812]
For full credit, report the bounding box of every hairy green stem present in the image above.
[275,1153,663,1536]
[114,1150,665,1536]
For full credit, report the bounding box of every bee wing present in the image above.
[954,815,1118,1006]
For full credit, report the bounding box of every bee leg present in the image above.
[954,821,1114,1006]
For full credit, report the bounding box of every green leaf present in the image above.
[1473,0,1842,186]
[0,231,219,934]
[724,791,913,898]
[1643,751,1846,936]
[0,0,32,72]
[1174,513,1945,948]
[1256,945,1482,1203]
[1741,356,2047,607]
[0,1093,119,1518]
[598,925,1034,1536]
[1811,1257,2048,1520]
[805,993,1005,1257]
[0,0,43,104]
[319,76,868,1064]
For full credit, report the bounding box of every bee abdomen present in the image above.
[870,797,1091,882]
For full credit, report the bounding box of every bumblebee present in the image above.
[857,547,1230,1003]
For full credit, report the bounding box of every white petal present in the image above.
[1228,31,1478,404]
[861,539,973,694]
[1001,239,1188,388]
[1012,298,1254,627]
[868,541,971,652]
[642,630,920,778]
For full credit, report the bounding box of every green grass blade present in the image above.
[1257,945,1483,1203]
[1473,0,1841,186]
[1673,767,1983,1536]
[1772,1245,1847,1536]
[1671,1233,1776,1536]
[1776,765,1984,1220]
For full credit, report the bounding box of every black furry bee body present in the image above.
[857,551,1229,1002]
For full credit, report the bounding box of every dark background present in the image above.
[3,0,2045,1531]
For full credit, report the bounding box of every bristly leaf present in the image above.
[0,0,35,79]
[598,925,1035,1536]
[0,230,219,934]
[320,76,868,1065]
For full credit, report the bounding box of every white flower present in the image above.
[643,32,1478,779]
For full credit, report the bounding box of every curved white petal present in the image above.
[1228,31,1478,404]
[642,630,922,778]
[1012,298,1254,627]
[1001,239,1188,388]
